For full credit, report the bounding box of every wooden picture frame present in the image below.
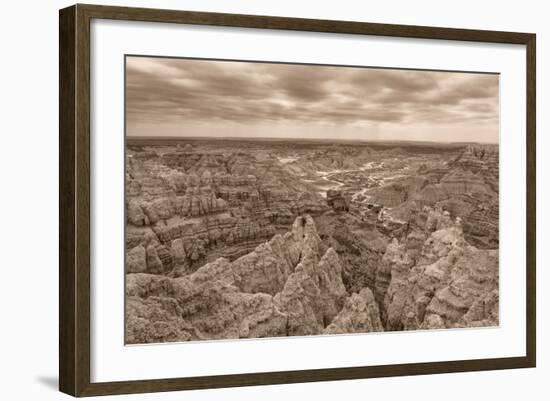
[59,3,536,397]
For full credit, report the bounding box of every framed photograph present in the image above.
[59,4,536,397]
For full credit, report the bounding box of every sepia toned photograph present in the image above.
[124,56,499,345]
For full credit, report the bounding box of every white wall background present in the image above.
[0,0,546,400]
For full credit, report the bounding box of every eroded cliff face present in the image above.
[324,287,383,335]
[125,147,330,274]
[314,212,388,294]
[377,208,499,331]
[371,145,499,249]
[126,208,497,344]
[126,215,350,343]
[125,142,499,343]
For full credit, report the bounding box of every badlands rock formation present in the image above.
[370,145,499,248]
[126,146,330,274]
[127,210,496,343]
[126,140,499,343]
[126,215,351,343]
[376,208,499,330]
[323,287,383,334]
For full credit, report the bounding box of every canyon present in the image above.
[125,138,499,343]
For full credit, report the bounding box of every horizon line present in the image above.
[125,135,499,145]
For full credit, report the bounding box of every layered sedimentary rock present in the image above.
[412,169,491,206]
[324,288,383,334]
[127,184,228,224]
[377,208,498,331]
[451,144,499,182]
[302,146,373,171]
[126,215,354,343]
[314,213,388,294]
[373,145,499,249]
[126,215,278,275]
[126,140,500,343]
[126,147,330,274]
[126,270,287,343]
[368,176,427,208]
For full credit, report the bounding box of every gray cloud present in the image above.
[126,56,499,142]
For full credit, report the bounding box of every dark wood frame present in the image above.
[59,3,536,397]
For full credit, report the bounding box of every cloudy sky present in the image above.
[126,56,499,143]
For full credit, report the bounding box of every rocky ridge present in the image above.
[126,215,356,343]
[126,148,330,273]
[370,145,499,248]
[127,208,497,343]
[375,208,499,330]
[125,142,499,343]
